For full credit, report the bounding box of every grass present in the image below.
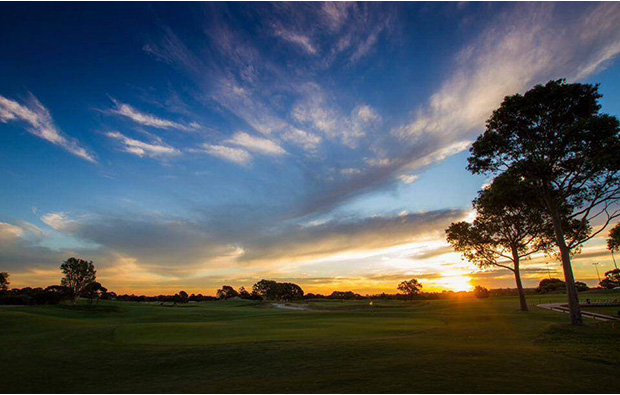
[581,305,620,317]
[1,293,619,393]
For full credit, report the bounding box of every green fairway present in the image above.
[2,294,619,393]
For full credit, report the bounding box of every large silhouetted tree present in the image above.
[216,285,239,300]
[608,223,620,251]
[468,79,620,324]
[82,281,107,305]
[446,172,557,311]
[608,223,620,269]
[600,269,620,289]
[60,258,97,304]
[0,272,9,291]
[252,280,304,301]
[397,279,422,300]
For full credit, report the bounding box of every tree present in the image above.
[252,280,277,300]
[0,272,9,291]
[535,278,566,294]
[608,223,620,252]
[238,286,251,299]
[60,258,97,304]
[178,290,189,303]
[397,279,422,300]
[216,285,239,300]
[473,285,490,299]
[279,283,304,301]
[468,79,620,325]
[600,268,620,289]
[608,223,620,269]
[82,282,107,305]
[251,280,304,301]
[446,172,554,311]
[328,291,362,300]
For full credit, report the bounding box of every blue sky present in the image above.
[1,2,619,294]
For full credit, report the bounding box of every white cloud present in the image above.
[0,93,96,162]
[281,128,322,152]
[365,157,393,167]
[398,174,420,185]
[341,168,362,177]
[292,83,381,148]
[393,3,620,145]
[110,99,200,132]
[40,212,78,232]
[274,28,318,55]
[321,2,354,31]
[200,144,252,165]
[0,222,25,241]
[215,79,289,135]
[226,132,286,156]
[346,104,382,147]
[106,131,180,158]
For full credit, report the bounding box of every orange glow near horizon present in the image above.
[434,275,474,292]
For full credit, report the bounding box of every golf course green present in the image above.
[2,294,619,393]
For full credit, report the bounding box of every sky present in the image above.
[1,2,620,295]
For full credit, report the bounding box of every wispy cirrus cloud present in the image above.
[0,93,96,162]
[143,2,620,219]
[393,3,620,144]
[110,99,200,132]
[238,209,465,265]
[273,27,317,55]
[281,128,322,152]
[199,144,252,166]
[226,132,287,156]
[105,131,180,158]
[292,83,382,148]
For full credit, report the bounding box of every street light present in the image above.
[545,261,552,279]
[592,262,601,283]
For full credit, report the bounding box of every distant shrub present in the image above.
[252,280,304,301]
[473,286,490,299]
[535,278,566,294]
[0,285,71,305]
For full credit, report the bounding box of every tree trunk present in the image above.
[549,206,583,325]
[512,259,528,312]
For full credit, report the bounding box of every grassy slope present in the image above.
[580,305,620,317]
[1,293,619,393]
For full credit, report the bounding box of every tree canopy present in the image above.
[473,286,489,299]
[216,285,239,300]
[252,280,304,301]
[0,272,9,291]
[608,223,620,252]
[397,279,422,300]
[446,171,555,311]
[599,269,620,289]
[467,79,620,325]
[60,258,97,304]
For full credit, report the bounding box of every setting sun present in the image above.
[436,275,474,292]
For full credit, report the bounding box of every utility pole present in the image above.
[592,262,601,283]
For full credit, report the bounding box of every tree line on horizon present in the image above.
[2,256,618,307]
[445,79,620,324]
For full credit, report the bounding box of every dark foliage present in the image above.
[216,285,239,300]
[0,285,72,305]
[252,279,304,301]
[473,285,490,299]
[600,268,620,289]
[467,79,620,325]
